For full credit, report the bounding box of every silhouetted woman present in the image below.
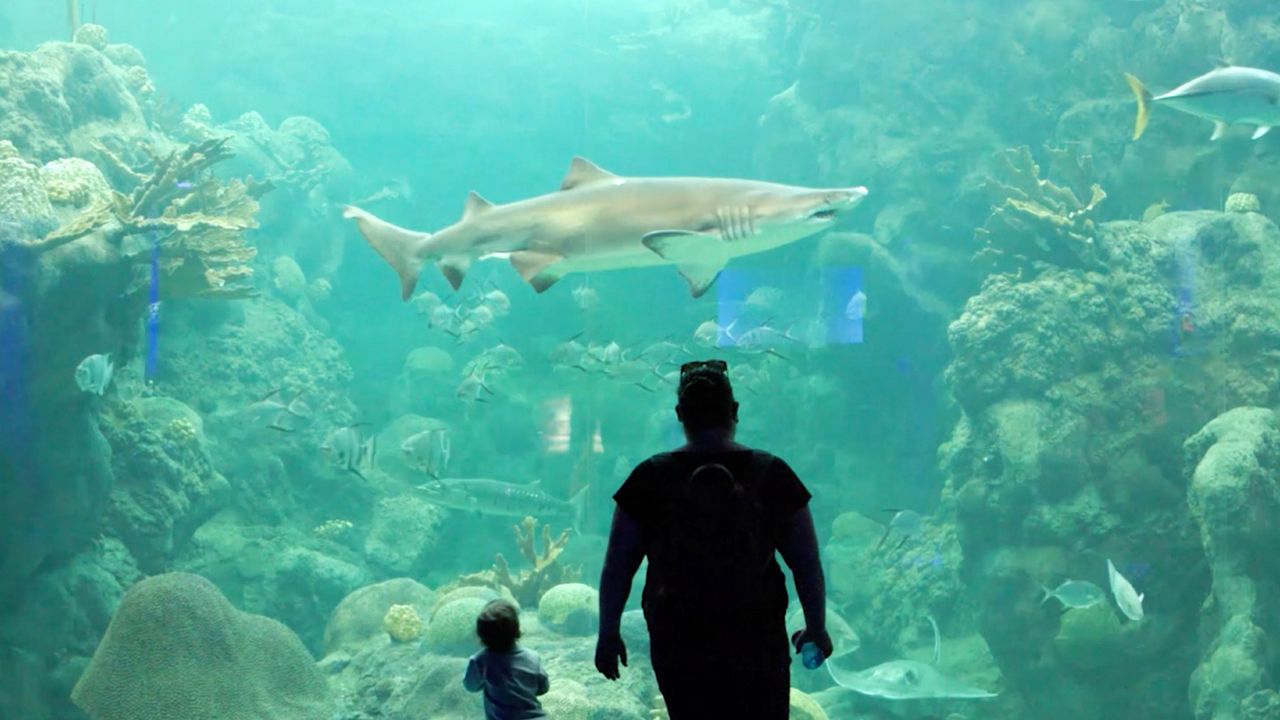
[594,360,831,719]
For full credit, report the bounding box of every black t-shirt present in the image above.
[613,448,811,641]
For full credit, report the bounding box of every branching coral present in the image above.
[449,516,581,608]
[974,144,1107,276]
[33,137,272,300]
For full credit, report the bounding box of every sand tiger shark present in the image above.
[343,157,868,299]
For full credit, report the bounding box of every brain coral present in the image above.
[71,573,331,720]
[384,603,424,643]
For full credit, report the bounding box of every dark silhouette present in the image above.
[594,360,832,719]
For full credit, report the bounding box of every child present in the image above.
[463,599,550,720]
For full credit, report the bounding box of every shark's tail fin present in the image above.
[343,205,435,300]
[1124,72,1153,141]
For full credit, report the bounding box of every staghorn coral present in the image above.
[974,144,1107,276]
[448,516,580,608]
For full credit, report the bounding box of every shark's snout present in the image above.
[808,186,869,221]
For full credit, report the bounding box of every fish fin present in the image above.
[560,156,619,191]
[343,205,431,301]
[510,251,563,284]
[440,256,471,291]
[259,388,282,401]
[1252,125,1271,140]
[894,535,909,551]
[349,467,369,482]
[529,271,562,294]
[1211,120,1228,141]
[1124,72,1153,141]
[1040,586,1052,606]
[462,191,495,220]
[874,526,891,550]
[641,230,729,298]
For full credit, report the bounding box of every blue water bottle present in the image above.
[800,641,824,669]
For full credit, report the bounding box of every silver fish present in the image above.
[571,284,600,311]
[1126,66,1280,141]
[846,290,867,321]
[415,478,588,532]
[876,509,924,550]
[244,389,311,432]
[1040,580,1106,610]
[74,353,113,395]
[1107,559,1145,622]
[345,157,867,299]
[322,424,378,481]
[400,428,450,478]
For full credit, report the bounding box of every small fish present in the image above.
[846,290,867,321]
[482,288,511,316]
[400,428,450,478]
[1107,558,1145,622]
[74,353,113,395]
[1141,199,1170,222]
[456,372,495,403]
[468,304,495,327]
[174,180,195,191]
[1126,67,1280,141]
[692,319,734,348]
[322,424,378,481]
[876,509,924,551]
[1040,580,1106,610]
[428,303,457,330]
[572,285,599,311]
[244,389,311,432]
[411,290,443,316]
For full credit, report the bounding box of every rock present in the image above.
[424,597,485,657]
[271,255,307,304]
[363,494,443,576]
[72,24,109,51]
[0,142,55,223]
[103,43,145,69]
[324,578,436,655]
[536,583,599,636]
[71,573,331,720]
[539,678,592,720]
[404,346,454,378]
[39,158,111,209]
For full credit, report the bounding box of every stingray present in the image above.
[824,617,998,700]
[786,603,861,660]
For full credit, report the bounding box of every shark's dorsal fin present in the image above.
[560,157,619,191]
[462,191,495,220]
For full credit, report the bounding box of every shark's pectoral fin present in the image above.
[642,230,729,298]
[510,251,564,293]
[1211,120,1228,141]
[1252,125,1272,140]
[440,256,471,291]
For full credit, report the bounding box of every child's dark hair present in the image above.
[476,599,521,652]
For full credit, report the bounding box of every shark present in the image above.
[343,157,868,300]
[824,617,998,701]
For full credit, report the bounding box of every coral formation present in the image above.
[39,158,111,208]
[974,144,1108,276]
[383,603,424,643]
[537,582,599,636]
[1226,192,1261,214]
[424,596,486,657]
[1185,408,1280,719]
[0,141,56,222]
[71,573,330,720]
[449,516,580,608]
[323,578,436,656]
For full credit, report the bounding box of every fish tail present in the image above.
[343,205,434,301]
[1039,586,1052,606]
[1124,72,1153,141]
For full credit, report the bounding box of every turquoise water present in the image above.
[2,1,1279,719]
